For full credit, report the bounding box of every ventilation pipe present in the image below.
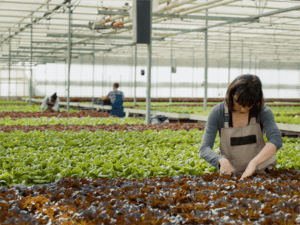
[165,0,221,15]
[97,0,195,29]
[152,0,222,24]
[101,2,130,11]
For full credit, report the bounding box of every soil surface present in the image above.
[0,123,205,133]
[2,169,300,224]
[29,97,300,103]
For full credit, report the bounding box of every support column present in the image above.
[92,39,95,111]
[23,72,25,97]
[29,16,33,106]
[134,44,137,106]
[131,46,133,98]
[249,50,252,74]
[156,54,158,98]
[278,60,280,99]
[67,3,72,112]
[80,57,82,97]
[298,63,300,99]
[8,29,11,101]
[217,59,220,96]
[203,10,208,111]
[45,63,47,95]
[228,25,231,86]
[255,56,257,75]
[169,38,173,103]
[64,59,67,98]
[192,48,194,99]
[241,40,243,74]
[102,52,104,97]
[145,0,152,125]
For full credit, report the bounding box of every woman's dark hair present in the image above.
[51,93,57,100]
[225,74,265,116]
[113,83,119,88]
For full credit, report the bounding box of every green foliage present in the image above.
[0,117,145,126]
[0,129,298,186]
[134,105,300,124]
[0,129,204,185]
[0,101,30,105]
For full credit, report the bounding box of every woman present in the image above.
[199,74,282,180]
[41,93,59,112]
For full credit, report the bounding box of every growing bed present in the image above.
[0,100,300,224]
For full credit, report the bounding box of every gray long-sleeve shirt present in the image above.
[199,101,283,170]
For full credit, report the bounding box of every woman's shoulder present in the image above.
[209,101,224,119]
[256,103,273,123]
[260,103,272,115]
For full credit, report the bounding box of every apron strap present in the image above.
[250,116,257,125]
[224,102,229,128]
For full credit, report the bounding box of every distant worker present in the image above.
[41,93,59,112]
[199,74,282,181]
[102,82,125,117]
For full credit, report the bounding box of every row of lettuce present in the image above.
[0,114,299,126]
[0,129,299,186]
[0,102,299,125]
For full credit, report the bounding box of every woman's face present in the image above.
[232,95,254,114]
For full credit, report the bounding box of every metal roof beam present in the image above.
[20,46,112,52]
[178,5,300,35]
[1,0,70,45]
[97,10,257,22]
[46,33,165,41]
[32,41,106,45]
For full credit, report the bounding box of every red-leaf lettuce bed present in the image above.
[0,111,114,119]
[1,168,300,224]
[0,123,205,133]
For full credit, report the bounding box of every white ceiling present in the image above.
[0,0,299,67]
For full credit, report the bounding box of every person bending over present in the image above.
[199,74,282,181]
[102,83,125,117]
[41,93,59,112]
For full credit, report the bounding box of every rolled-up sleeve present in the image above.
[52,98,59,112]
[199,105,224,170]
[41,96,48,110]
[261,105,282,151]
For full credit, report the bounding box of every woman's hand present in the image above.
[239,160,257,181]
[219,158,234,175]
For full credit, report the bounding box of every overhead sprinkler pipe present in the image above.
[151,0,223,25]
[98,0,195,30]
[166,0,221,15]
[182,0,240,15]
[99,1,130,11]
[156,0,196,13]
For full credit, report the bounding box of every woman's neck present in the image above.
[232,111,249,116]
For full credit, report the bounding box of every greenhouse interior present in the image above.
[0,0,300,224]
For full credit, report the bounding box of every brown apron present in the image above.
[219,102,277,174]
